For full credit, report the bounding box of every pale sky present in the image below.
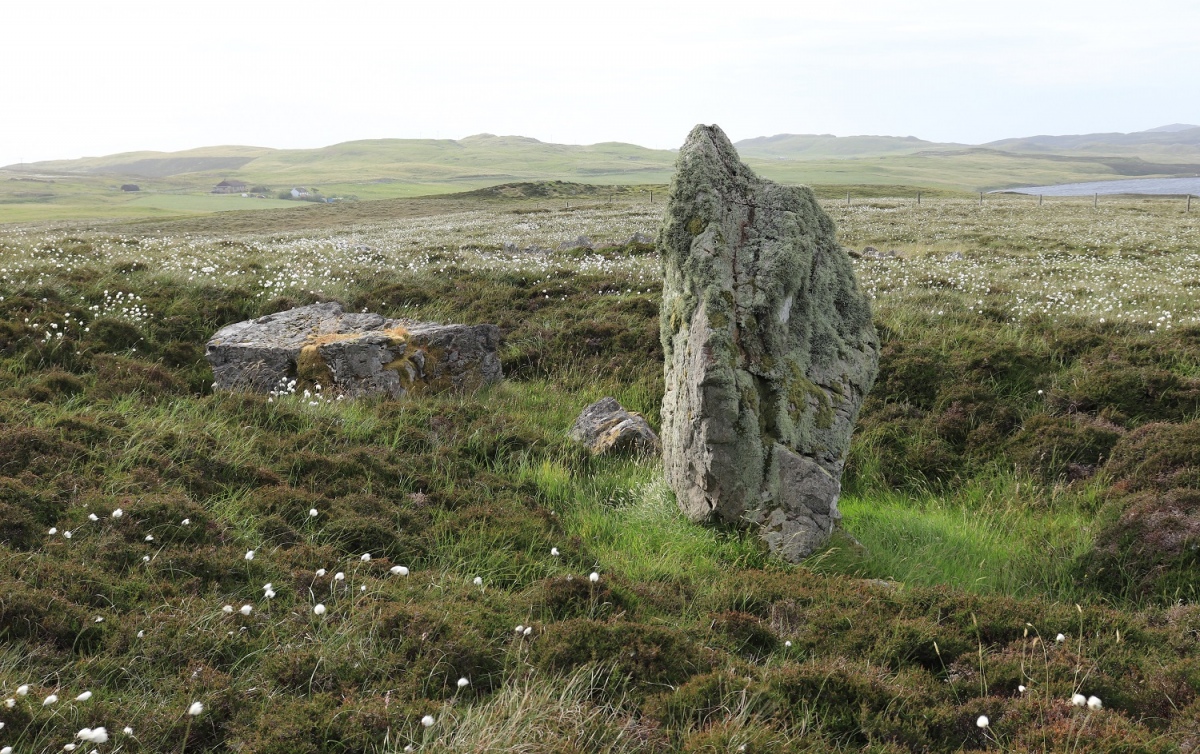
[2,0,1197,167]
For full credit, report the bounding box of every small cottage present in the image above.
[290,187,311,198]
[120,184,140,192]
[212,179,248,194]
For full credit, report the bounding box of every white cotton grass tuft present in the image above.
[523,626,533,636]
[976,715,989,728]
[188,701,204,716]
[49,527,57,535]
[181,518,190,525]
[79,727,108,743]
[1018,685,1026,693]
[334,572,345,581]
[43,693,58,705]
[123,727,133,735]
[144,535,153,542]
[111,508,123,518]
[240,604,252,616]
[1056,633,1066,643]
[473,576,483,586]
[390,565,409,576]
[515,624,524,634]
[64,530,72,539]
[309,508,319,517]
[88,513,99,521]
[457,677,470,688]
[551,547,560,556]
[75,690,92,701]
[2,745,11,754]
[313,604,326,616]
[589,572,600,583]
[17,684,29,696]
[222,605,233,614]
[316,568,327,577]
[420,715,435,728]
[360,553,371,562]
[245,549,255,561]
[1087,695,1103,710]
[1071,693,1087,707]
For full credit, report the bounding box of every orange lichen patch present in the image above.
[301,325,410,349]
[296,344,334,386]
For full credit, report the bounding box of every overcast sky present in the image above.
[2,0,1197,166]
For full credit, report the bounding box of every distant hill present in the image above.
[22,145,276,178]
[734,133,959,159]
[984,127,1200,155]
[5,125,1200,222]
[8,136,676,185]
[1142,123,1200,133]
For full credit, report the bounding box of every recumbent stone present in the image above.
[206,302,501,398]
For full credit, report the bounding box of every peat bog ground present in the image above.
[0,191,1198,752]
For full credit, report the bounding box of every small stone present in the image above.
[569,397,660,456]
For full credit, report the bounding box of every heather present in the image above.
[0,190,1197,752]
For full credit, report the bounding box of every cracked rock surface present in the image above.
[659,125,879,561]
[206,302,501,398]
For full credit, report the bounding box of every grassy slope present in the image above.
[7,131,1200,223]
[0,196,1197,752]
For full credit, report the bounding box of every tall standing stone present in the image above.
[659,125,879,561]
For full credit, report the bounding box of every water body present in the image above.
[997,176,1200,196]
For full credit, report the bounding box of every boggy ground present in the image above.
[0,193,1198,752]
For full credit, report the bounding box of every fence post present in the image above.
[1188,194,1193,213]
[846,191,851,207]
[1094,193,1098,208]
[979,192,983,205]
[1039,194,1043,206]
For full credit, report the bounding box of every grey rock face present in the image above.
[659,125,879,562]
[206,302,501,398]
[569,397,660,456]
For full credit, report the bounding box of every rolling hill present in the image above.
[3,125,1199,222]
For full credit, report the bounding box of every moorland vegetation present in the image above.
[0,190,1198,752]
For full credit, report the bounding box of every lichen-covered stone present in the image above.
[569,397,660,456]
[206,302,501,398]
[659,125,879,562]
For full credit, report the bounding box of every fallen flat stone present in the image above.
[206,302,501,398]
[659,125,879,562]
[569,397,660,456]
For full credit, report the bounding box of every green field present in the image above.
[0,189,1197,751]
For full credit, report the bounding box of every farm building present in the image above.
[212,179,248,194]
[120,184,140,192]
[290,187,311,198]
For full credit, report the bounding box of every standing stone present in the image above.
[659,125,879,561]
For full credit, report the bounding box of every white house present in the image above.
[290,187,310,198]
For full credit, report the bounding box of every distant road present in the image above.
[997,177,1200,196]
